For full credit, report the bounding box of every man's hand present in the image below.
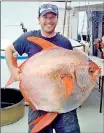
[10,66,21,81]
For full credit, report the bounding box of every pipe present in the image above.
[63,1,67,35]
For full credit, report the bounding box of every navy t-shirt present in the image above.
[13,30,73,58]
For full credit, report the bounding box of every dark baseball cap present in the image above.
[38,4,59,17]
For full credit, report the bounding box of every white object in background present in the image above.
[80,40,90,55]
[69,38,84,52]
[1,38,12,50]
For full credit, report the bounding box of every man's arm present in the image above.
[5,44,21,81]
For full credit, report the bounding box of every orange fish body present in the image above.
[5,37,101,133]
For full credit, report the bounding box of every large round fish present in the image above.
[5,37,101,133]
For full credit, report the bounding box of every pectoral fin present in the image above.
[61,75,73,99]
[5,77,14,88]
[5,56,27,88]
[30,112,58,133]
[27,37,57,50]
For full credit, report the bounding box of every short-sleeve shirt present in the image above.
[13,30,73,58]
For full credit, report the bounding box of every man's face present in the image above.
[38,12,58,34]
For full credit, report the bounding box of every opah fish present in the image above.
[5,37,101,133]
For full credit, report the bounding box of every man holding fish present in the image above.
[5,3,90,133]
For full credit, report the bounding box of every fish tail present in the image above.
[30,112,58,133]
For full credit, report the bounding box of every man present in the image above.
[5,3,80,133]
[94,36,104,58]
[94,36,104,50]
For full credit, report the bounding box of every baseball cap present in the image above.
[38,4,59,17]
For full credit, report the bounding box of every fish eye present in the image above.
[88,67,94,74]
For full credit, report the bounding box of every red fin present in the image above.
[19,82,36,111]
[12,56,18,67]
[27,37,56,50]
[61,75,73,99]
[31,112,58,133]
[19,59,27,69]
[29,114,46,126]
[5,77,14,88]
[5,56,27,88]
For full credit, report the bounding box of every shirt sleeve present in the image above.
[63,40,73,50]
[13,32,31,56]
[67,40,73,50]
[59,34,73,50]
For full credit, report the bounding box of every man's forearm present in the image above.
[5,45,16,73]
